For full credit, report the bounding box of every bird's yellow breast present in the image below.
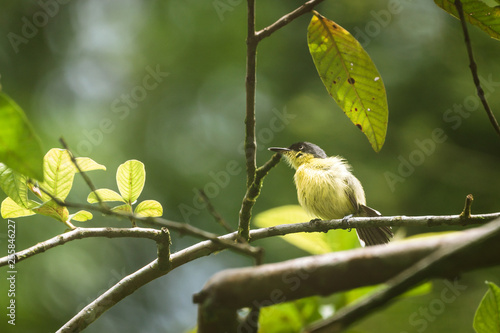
[293,157,366,219]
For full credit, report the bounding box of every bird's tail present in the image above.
[356,205,393,246]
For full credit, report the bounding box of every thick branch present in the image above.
[54,212,497,332]
[454,0,500,138]
[194,219,500,332]
[306,216,500,332]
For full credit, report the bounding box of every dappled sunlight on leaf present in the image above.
[307,12,388,152]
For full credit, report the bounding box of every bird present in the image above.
[268,141,393,246]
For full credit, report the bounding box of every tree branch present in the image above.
[454,0,500,138]
[0,227,163,267]
[36,185,262,260]
[194,218,500,332]
[255,0,327,42]
[198,189,234,233]
[59,137,106,206]
[238,154,282,240]
[53,211,498,332]
[244,0,257,188]
[238,0,328,241]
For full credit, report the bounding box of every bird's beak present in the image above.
[268,147,290,154]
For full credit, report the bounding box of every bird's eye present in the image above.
[299,145,304,151]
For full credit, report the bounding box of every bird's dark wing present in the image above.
[343,176,361,213]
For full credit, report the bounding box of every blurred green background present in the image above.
[1,0,500,332]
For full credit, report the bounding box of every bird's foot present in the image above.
[341,214,353,232]
[309,218,322,224]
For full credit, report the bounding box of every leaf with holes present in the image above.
[435,0,500,40]
[308,11,388,152]
[116,160,145,204]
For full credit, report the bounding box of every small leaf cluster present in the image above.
[0,149,104,228]
[0,150,162,228]
[87,160,163,225]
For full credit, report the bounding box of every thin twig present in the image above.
[454,0,500,138]
[59,137,106,206]
[255,0,328,42]
[244,0,257,188]
[198,189,234,233]
[35,183,262,260]
[460,193,474,219]
[238,153,282,241]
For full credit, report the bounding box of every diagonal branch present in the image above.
[55,210,500,332]
[195,218,500,332]
[306,217,500,332]
[35,183,262,260]
[0,227,163,267]
[238,153,282,240]
[454,0,500,138]
[59,137,106,206]
[255,0,328,42]
[198,189,234,233]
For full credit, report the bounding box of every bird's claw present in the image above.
[309,218,322,224]
[342,214,353,232]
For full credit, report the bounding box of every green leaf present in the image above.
[111,203,133,214]
[474,281,500,333]
[87,189,125,203]
[1,197,35,218]
[307,11,388,152]
[40,149,104,201]
[0,92,44,180]
[33,199,69,223]
[134,200,163,217]
[259,297,322,333]
[69,210,93,222]
[39,149,77,201]
[116,160,145,203]
[254,205,358,254]
[74,157,106,173]
[0,163,31,208]
[435,0,500,40]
